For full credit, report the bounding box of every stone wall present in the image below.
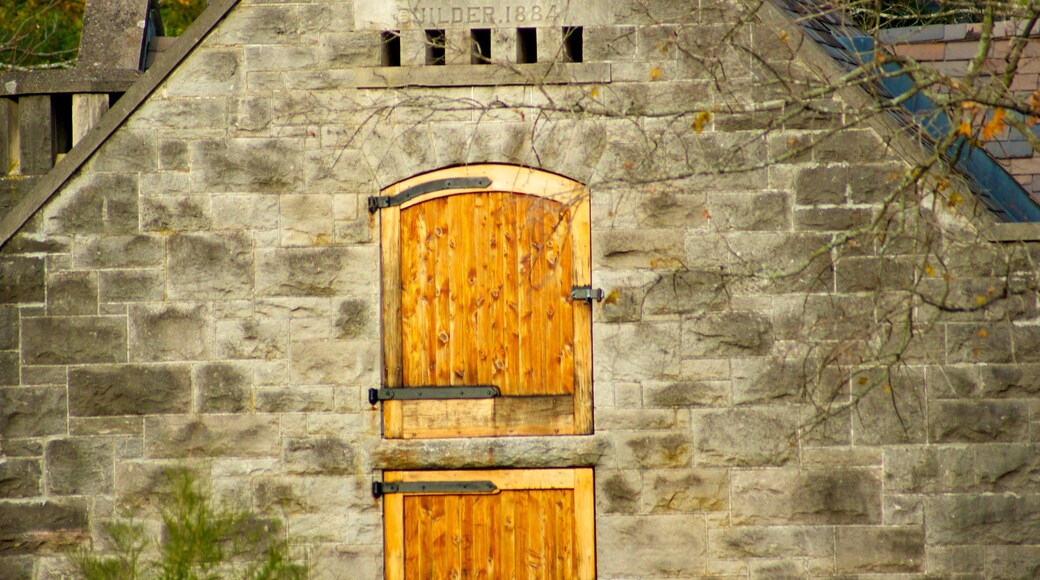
[2,0,1040,578]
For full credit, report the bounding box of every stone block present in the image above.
[45,271,97,316]
[617,432,692,468]
[283,436,357,476]
[0,441,42,458]
[976,444,1040,491]
[211,194,279,231]
[21,316,126,365]
[310,545,382,580]
[984,546,1040,579]
[629,189,708,229]
[0,556,32,579]
[732,357,820,406]
[794,206,872,231]
[334,299,372,339]
[168,233,255,300]
[596,470,641,514]
[289,340,378,385]
[834,526,924,573]
[44,173,139,235]
[280,194,334,246]
[69,364,190,416]
[45,438,113,495]
[597,515,706,577]
[254,386,334,413]
[0,500,87,554]
[945,323,1014,364]
[98,269,164,303]
[884,446,974,493]
[708,526,833,559]
[129,304,210,362]
[145,416,280,459]
[926,494,1040,545]
[215,319,288,360]
[69,417,143,437]
[731,468,882,525]
[594,322,681,381]
[692,407,798,467]
[74,235,163,269]
[595,408,675,430]
[0,351,16,386]
[683,311,773,357]
[0,306,17,350]
[592,228,686,269]
[140,195,211,231]
[929,400,1028,443]
[0,459,41,498]
[849,163,908,203]
[256,246,378,297]
[642,469,727,513]
[885,494,924,526]
[159,139,189,171]
[195,362,251,413]
[0,387,66,437]
[254,476,370,515]
[850,367,927,445]
[643,380,728,407]
[710,191,790,231]
[188,138,301,193]
[793,165,846,205]
[167,49,243,97]
[926,545,985,575]
[643,270,727,317]
[92,130,157,173]
[0,257,44,304]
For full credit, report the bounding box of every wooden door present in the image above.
[383,468,596,579]
[378,165,592,438]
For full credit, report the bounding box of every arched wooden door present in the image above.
[373,165,593,438]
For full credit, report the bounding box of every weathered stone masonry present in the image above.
[4,0,1040,577]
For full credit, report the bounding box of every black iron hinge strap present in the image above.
[368,176,492,213]
[368,385,500,405]
[372,480,497,498]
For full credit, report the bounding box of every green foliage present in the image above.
[73,470,306,580]
[159,0,208,37]
[0,0,206,69]
[846,0,984,29]
[0,0,84,70]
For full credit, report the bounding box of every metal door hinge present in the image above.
[571,286,604,303]
[368,176,492,213]
[372,480,497,498]
[368,385,500,405]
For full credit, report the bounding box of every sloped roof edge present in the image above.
[0,0,240,249]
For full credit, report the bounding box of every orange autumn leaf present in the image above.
[692,111,712,133]
[956,121,973,137]
[649,67,663,80]
[982,108,1006,141]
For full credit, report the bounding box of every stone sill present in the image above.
[355,62,610,88]
[0,69,140,97]
[373,434,608,470]
[988,222,1040,241]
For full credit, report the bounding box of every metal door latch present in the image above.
[571,286,604,303]
[372,480,497,497]
[368,385,500,406]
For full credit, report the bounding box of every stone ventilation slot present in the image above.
[425,29,446,65]
[471,29,492,64]
[381,30,401,66]
[517,28,537,63]
[563,26,583,62]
